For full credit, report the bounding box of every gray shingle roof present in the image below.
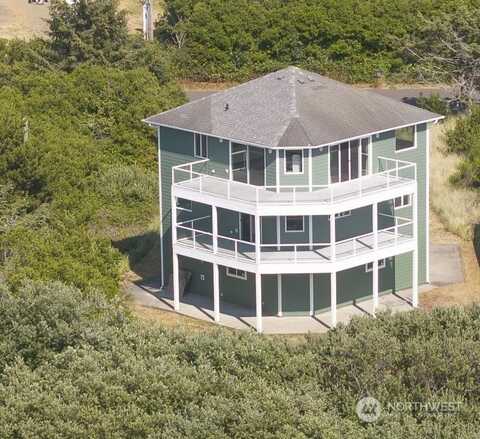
[145,66,442,147]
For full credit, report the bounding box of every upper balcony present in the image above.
[172,157,417,216]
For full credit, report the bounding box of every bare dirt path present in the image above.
[0,0,49,39]
[0,0,162,39]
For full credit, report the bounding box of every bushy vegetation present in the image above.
[0,281,478,438]
[0,0,185,297]
[155,0,480,83]
[446,107,480,188]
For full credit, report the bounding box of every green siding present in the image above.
[312,147,329,186]
[265,149,276,186]
[372,123,427,287]
[282,274,309,315]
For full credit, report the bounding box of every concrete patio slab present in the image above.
[430,244,464,287]
[126,279,430,334]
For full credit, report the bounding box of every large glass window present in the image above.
[395,126,416,151]
[285,216,304,232]
[285,150,303,174]
[194,133,208,158]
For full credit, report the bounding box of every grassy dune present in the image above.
[430,119,480,240]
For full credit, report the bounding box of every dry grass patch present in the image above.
[430,119,480,240]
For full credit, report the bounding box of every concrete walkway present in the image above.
[126,279,431,334]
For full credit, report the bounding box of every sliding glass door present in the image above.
[231,144,265,186]
[330,138,369,183]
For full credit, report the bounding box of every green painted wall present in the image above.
[372,123,427,289]
[312,147,329,186]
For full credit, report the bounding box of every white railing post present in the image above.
[212,205,218,254]
[193,230,196,249]
[330,213,336,262]
[373,202,378,251]
[171,193,177,245]
[294,246,297,262]
[412,192,418,307]
[255,214,261,264]
[235,241,238,260]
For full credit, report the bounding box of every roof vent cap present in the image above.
[224,103,229,111]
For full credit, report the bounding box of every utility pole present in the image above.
[142,0,154,41]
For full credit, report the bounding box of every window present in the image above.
[285,150,303,173]
[226,267,247,280]
[176,198,192,212]
[361,137,369,175]
[335,210,351,219]
[194,133,208,158]
[231,146,247,171]
[395,126,416,151]
[394,195,411,209]
[285,216,304,232]
[365,259,387,272]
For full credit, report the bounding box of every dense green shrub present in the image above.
[446,107,480,187]
[156,0,480,83]
[0,281,479,437]
[0,40,185,296]
[415,93,450,116]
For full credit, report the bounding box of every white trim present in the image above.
[144,117,444,150]
[176,198,192,212]
[395,125,417,153]
[228,140,232,180]
[157,128,165,288]
[368,135,373,174]
[335,210,351,219]
[327,145,331,184]
[308,148,313,190]
[308,215,313,250]
[194,133,208,158]
[365,258,386,272]
[226,267,247,280]
[426,125,430,283]
[255,272,262,333]
[276,215,281,251]
[285,216,304,233]
[394,194,412,209]
[275,149,280,191]
[284,149,304,174]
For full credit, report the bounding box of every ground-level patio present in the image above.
[126,279,433,334]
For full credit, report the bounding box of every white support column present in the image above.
[276,149,280,192]
[309,273,314,316]
[256,272,263,333]
[426,126,430,284]
[277,274,282,317]
[212,205,218,254]
[330,214,336,261]
[255,214,261,264]
[372,259,379,314]
[412,192,419,307]
[308,148,313,191]
[331,271,337,327]
[372,202,379,315]
[213,263,220,322]
[171,192,180,311]
[157,129,165,289]
[172,253,180,311]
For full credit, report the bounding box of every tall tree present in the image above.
[48,0,129,69]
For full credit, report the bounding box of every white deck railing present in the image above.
[175,219,414,265]
[172,157,416,206]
